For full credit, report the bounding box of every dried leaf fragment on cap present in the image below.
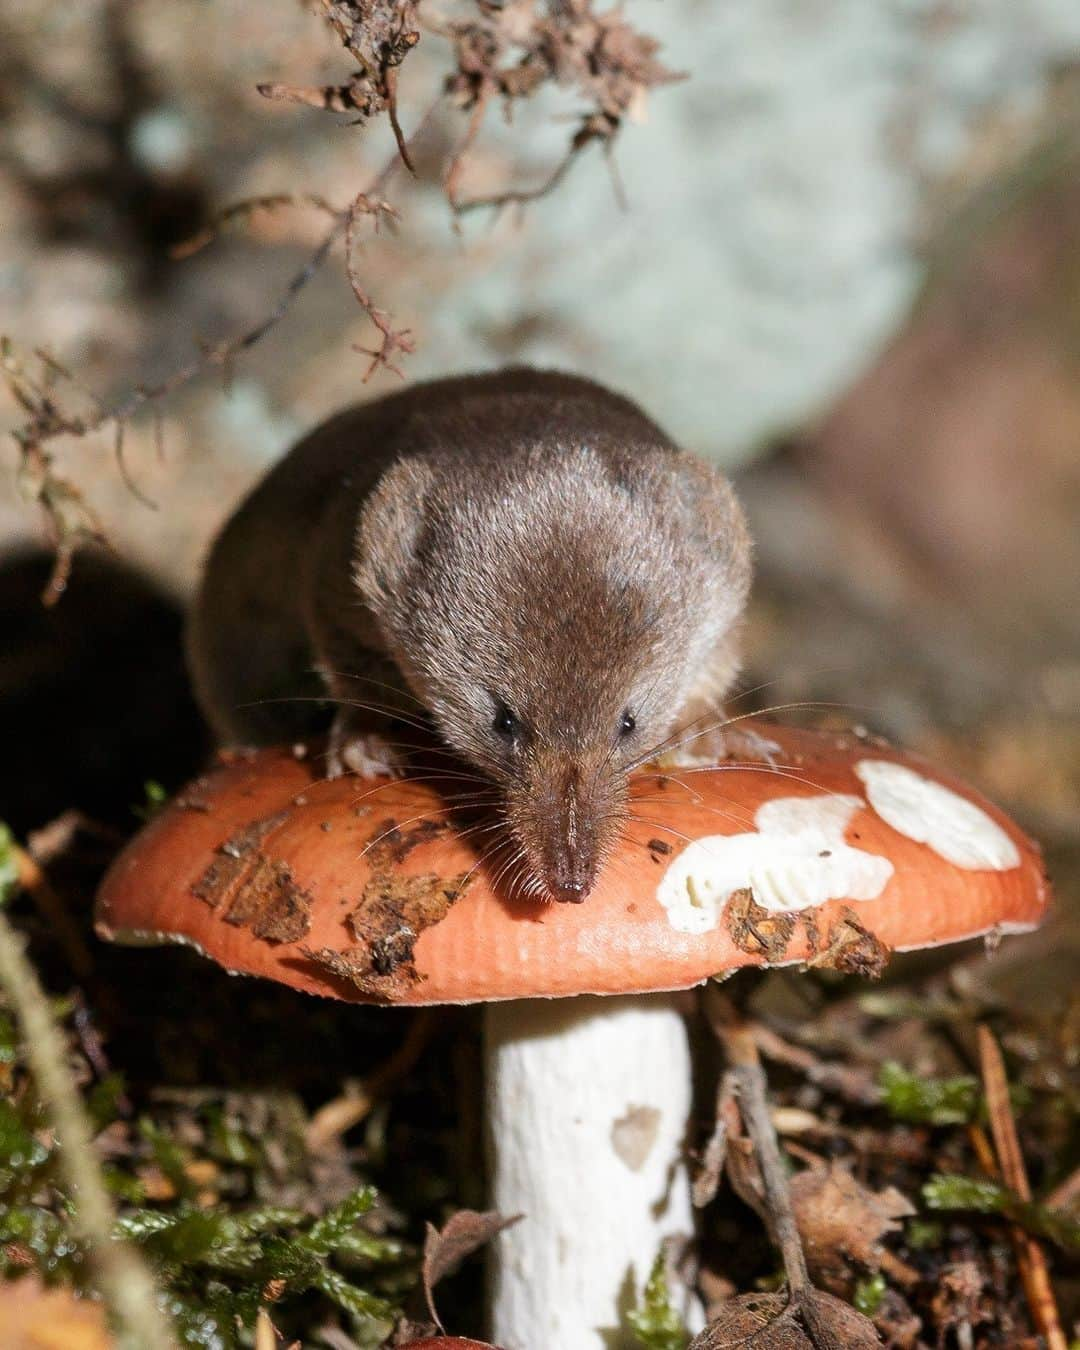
[807,907,890,978]
[725,887,796,963]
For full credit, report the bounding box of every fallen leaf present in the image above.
[0,1279,113,1350]
[790,1163,915,1292]
[422,1209,521,1327]
[688,1289,880,1348]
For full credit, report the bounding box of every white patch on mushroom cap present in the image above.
[854,759,1020,871]
[656,793,894,933]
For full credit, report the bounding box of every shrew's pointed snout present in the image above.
[544,763,603,904]
[505,751,625,905]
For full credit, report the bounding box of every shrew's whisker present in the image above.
[314,669,429,710]
[626,699,871,773]
[238,694,435,736]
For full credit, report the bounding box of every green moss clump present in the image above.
[0,993,414,1348]
[878,1062,980,1126]
[923,1175,1080,1253]
[853,1272,886,1317]
[628,1253,690,1350]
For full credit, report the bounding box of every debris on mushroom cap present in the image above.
[94,723,1051,1005]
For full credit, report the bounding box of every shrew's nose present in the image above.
[549,875,589,904]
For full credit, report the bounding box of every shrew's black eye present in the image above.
[620,710,636,738]
[493,704,520,739]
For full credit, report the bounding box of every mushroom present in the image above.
[95,724,1049,1349]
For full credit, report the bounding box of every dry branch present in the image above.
[5,0,678,598]
[977,1024,1067,1350]
[0,910,174,1349]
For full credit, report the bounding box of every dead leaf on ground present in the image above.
[422,1209,521,1327]
[790,1162,915,1292]
[0,1278,112,1350]
[930,1261,992,1342]
[688,1289,880,1348]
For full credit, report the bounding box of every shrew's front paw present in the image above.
[325,719,403,780]
[716,725,783,768]
[656,723,783,771]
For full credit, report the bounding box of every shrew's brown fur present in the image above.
[188,369,752,902]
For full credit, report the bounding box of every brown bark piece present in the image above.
[725,887,797,963]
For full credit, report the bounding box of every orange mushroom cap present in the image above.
[95,723,1049,1004]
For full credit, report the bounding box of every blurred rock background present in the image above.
[0,0,1078,906]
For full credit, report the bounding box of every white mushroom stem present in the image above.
[484,994,703,1350]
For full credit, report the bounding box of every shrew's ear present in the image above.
[352,457,437,616]
[669,451,753,601]
[622,448,752,612]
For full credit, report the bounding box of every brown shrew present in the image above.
[187,369,753,902]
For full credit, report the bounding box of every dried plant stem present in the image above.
[254,1307,277,1350]
[967,1121,999,1176]
[11,839,94,978]
[1044,1165,1080,1213]
[691,1073,730,1209]
[4,98,442,605]
[0,909,173,1350]
[718,1016,813,1296]
[977,1024,1067,1350]
[701,988,884,1347]
[305,1007,434,1150]
[751,1020,881,1107]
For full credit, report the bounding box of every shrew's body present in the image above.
[188,369,753,901]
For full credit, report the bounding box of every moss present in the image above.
[878,1062,980,1126]
[853,1272,886,1317]
[0,994,414,1348]
[923,1175,1080,1253]
[628,1253,689,1350]
[0,825,18,909]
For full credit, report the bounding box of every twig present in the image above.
[0,909,174,1349]
[344,194,415,381]
[1044,1165,1080,1213]
[4,97,439,599]
[10,837,94,979]
[967,1121,999,1177]
[7,0,680,593]
[702,987,881,1347]
[384,65,415,175]
[692,1072,731,1209]
[170,192,340,260]
[15,90,435,444]
[441,1,679,218]
[448,133,590,218]
[719,1019,812,1296]
[444,82,491,214]
[26,809,125,863]
[115,419,158,511]
[305,1008,434,1150]
[752,1021,881,1107]
[977,1024,1067,1350]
